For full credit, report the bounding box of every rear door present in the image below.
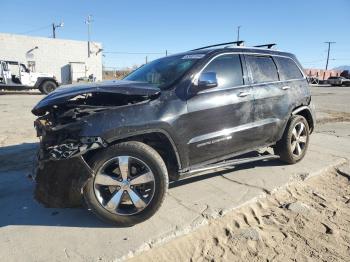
[244,54,287,146]
[20,64,32,86]
[186,53,256,165]
[273,55,308,116]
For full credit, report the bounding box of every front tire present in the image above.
[83,141,168,226]
[275,115,310,164]
[39,80,57,94]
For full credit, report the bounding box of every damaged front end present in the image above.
[33,106,108,207]
[32,81,160,207]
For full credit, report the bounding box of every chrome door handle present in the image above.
[281,86,290,90]
[238,91,250,97]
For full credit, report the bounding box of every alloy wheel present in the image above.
[93,156,155,216]
[290,122,308,157]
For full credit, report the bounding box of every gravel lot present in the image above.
[0,85,349,261]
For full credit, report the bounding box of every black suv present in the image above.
[32,42,315,226]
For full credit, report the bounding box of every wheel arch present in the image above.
[84,130,182,181]
[292,105,315,133]
[34,77,58,89]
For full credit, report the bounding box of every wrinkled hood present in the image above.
[32,80,160,116]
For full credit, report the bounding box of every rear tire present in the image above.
[83,141,168,226]
[39,80,57,94]
[275,115,310,164]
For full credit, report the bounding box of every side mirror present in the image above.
[197,72,218,89]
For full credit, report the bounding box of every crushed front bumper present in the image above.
[46,136,107,160]
[33,115,108,207]
[34,156,93,208]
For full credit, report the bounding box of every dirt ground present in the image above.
[131,165,350,262]
[0,91,41,147]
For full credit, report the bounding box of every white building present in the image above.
[0,33,102,84]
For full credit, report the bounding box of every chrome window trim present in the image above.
[193,53,245,88]
[188,118,280,145]
[197,78,307,95]
[272,55,306,81]
[191,51,306,94]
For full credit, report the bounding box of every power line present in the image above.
[331,58,350,61]
[19,25,51,35]
[302,59,325,64]
[104,51,165,55]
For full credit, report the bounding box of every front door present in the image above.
[20,64,32,86]
[185,53,256,166]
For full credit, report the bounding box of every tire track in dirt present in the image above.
[130,164,350,262]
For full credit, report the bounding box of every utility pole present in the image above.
[145,56,148,64]
[85,15,93,57]
[52,22,64,38]
[237,26,241,42]
[52,23,55,38]
[165,50,168,56]
[325,41,336,70]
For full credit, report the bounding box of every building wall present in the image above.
[304,68,342,80]
[0,33,102,84]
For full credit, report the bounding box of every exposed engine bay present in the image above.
[34,92,151,160]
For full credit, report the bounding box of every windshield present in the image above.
[124,54,202,89]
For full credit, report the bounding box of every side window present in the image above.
[20,64,27,72]
[27,61,36,72]
[2,62,8,71]
[246,55,279,83]
[201,54,243,89]
[274,57,304,80]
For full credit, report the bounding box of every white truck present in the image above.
[0,60,58,94]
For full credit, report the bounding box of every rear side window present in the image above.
[274,57,304,80]
[201,54,243,89]
[245,55,279,83]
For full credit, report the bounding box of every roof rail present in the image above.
[190,41,245,51]
[254,43,276,49]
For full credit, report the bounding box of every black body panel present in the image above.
[32,46,314,181]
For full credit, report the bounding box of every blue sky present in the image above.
[1,0,349,69]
